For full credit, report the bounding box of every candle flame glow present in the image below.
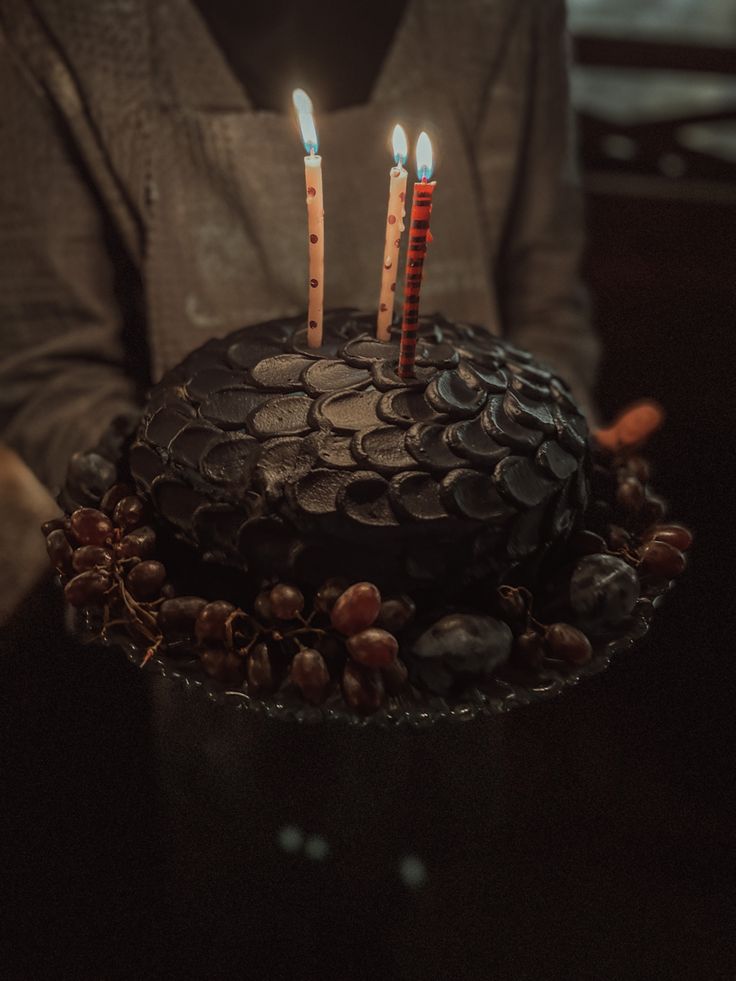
[392,124,408,167]
[415,131,433,181]
[292,88,319,154]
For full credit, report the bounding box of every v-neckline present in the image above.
[182,0,415,115]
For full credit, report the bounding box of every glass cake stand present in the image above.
[75,599,658,727]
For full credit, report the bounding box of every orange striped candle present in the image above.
[398,132,435,380]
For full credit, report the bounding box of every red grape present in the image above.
[126,560,166,600]
[314,577,349,614]
[200,648,243,685]
[375,595,416,633]
[113,495,148,532]
[330,582,381,636]
[64,569,111,607]
[545,622,592,665]
[512,630,545,671]
[638,540,686,578]
[46,529,73,573]
[643,524,693,552]
[69,508,113,546]
[115,526,156,560]
[253,590,273,621]
[616,476,645,513]
[248,642,274,694]
[159,596,208,638]
[346,628,398,668]
[100,483,134,516]
[195,600,236,645]
[291,648,329,705]
[269,583,305,620]
[342,661,385,714]
[72,545,113,574]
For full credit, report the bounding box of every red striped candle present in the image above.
[398,133,435,380]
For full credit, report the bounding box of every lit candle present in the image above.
[376,124,408,342]
[293,88,324,348]
[398,132,436,380]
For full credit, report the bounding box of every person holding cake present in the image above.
[0,0,676,656]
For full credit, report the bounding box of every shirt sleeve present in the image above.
[491,0,601,424]
[0,31,141,494]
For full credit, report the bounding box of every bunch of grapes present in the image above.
[44,484,165,611]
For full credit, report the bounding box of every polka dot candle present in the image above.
[376,124,408,342]
[293,89,324,348]
[399,132,436,379]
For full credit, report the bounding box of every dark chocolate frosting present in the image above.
[131,311,590,592]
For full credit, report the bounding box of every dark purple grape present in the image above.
[545,622,592,665]
[347,628,398,668]
[41,517,68,537]
[512,630,545,671]
[100,483,134,516]
[126,560,166,600]
[331,582,381,636]
[314,577,350,615]
[248,643,274,694]
[570,553,640,634]
[382,658,409,695]
[46,529,73,573]
[643,524,693,552]
[66,451,117,504]
[195,600,236,645]
[291,648,329,705]
[269,583,305,620]
[375,595,416,634]
[638,540,686,578]
[200,648,243,685]
[616,476,645,513]
[112,495,148,532]
[72,545,113,574]
[159,596,208,639]
[69,508,113,547]
[413,613,513,685]
[342,661,385,714]
[115,526,156,560]
[64,569,111,607]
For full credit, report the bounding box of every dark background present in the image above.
[2,9,736,980]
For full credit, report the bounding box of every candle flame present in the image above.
[416,131,433,181]
[392,124,408,167]
[292,88,319,154]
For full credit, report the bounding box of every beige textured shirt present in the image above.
[0,0,599,492]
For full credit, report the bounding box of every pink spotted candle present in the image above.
[376,124,408,342]
[292,88,324,348]
[398,132,436,379]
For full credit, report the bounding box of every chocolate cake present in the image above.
[44,310,692,722]
[129,310,589,595]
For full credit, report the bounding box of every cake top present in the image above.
[129,310,589,593]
